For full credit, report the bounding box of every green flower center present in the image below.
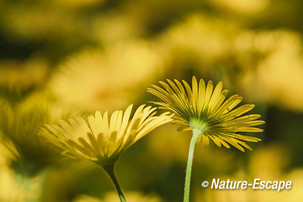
[189,117,209,134]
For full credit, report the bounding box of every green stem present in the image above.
[103,164,126,202]
[183,129,202,202]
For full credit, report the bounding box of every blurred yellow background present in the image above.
[1,0,303,201]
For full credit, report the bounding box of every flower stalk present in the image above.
[184,128,203,202]
[103,163,126,202]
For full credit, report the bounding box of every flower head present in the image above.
[41,105,172,166]
[0,98,61,177]
[148,76,265,151]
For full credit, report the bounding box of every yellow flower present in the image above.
[0,98,61,177]
[41,105,172,166]
[148,76,264,152]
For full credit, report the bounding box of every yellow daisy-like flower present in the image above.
[41,104,172,202]
[148,76,264,152]
[41,104,172,166]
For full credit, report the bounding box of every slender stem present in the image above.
[103,164,126,202]
[183,129,202,202]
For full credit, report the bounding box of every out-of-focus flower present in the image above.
[73,191,163,202]
[3,4,81,40]
[148,76,264,151]
[73,194,102,202]
[210,0,270,15]
[0,137,19,167]
[92,14,142,46]
[0,96,65,177]
[0,163,26,201]
[52,0,102,8]
[103,191,162,202]
[50,42,162,111]
[0,138,43,202]
[41,105,171,166]
[256,31,303,111]
[0,58,49,102]
[235,30,303,111]
[157,15,234,78]
[249,145,288,178]
[0,59,48,88]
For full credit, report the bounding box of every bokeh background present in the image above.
[1,0,303,201]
